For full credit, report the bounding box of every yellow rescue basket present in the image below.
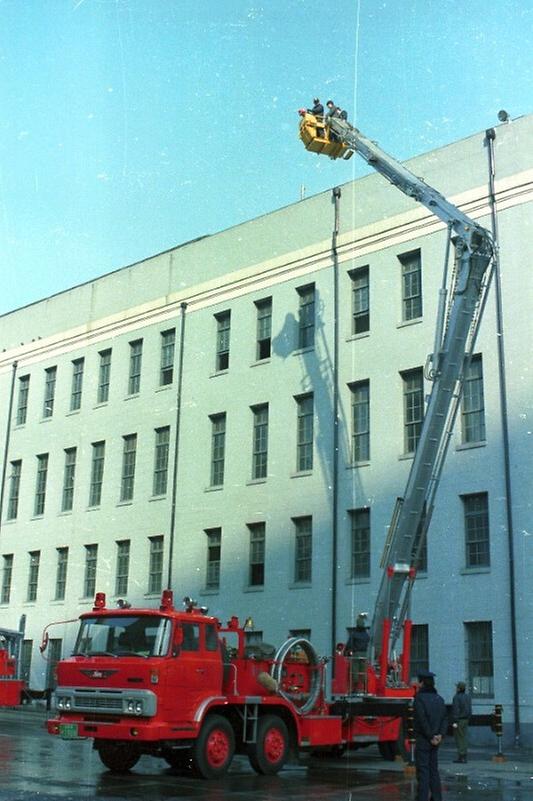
[298,113,353,160]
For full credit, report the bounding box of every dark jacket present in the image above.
[452,690,472,721]
[344,626,370,655]
[413,686,448,747]
[309,102,324,116]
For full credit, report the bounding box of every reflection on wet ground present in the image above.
[1,708,532,801]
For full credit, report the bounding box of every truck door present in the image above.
[165,621,222,723]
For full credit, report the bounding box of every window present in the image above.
[205,528,222,590]
[27,551,40,602]
[16,375,30,425]
[350,381,370,462]
[1,555,13,604]
[153,426,170,496]
[248,522,265,587]
[89,441,105,507]
[461,354,486,444]
[70,358,84,411]
[148,536,164,594]
[115,540,130,596]
[97,349,112,404]
[410,624,429,680]
[296,394,313,472]
[34,454,48,516]
[293,516,312,583]
[120,434,137,502]
[20,640,33,685]
[350,266,369,334]
[215,311,231,371]
[43,366,57,418]
[462,492,490,568]
[55,547,69,601]
[251,404,268,479]
[160,329,175,386]
[400,250,422,321]
[210,414,226,487]
[402,368,424,454]
[297,284,315,349]
[350,508,370,579]
[128,339,143,395]
[7,460,22,521]
[466,621,494,697]
[255,298,272,360]
[61,448,76,512]
[83,544,98,598]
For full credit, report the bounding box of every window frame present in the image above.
[255,298,272,361]
[461,354,486,444]
[16,375,30,425]
[295,394,313,472]
[215,311,231,372]
[27,550,40,602]
[70,358,84,411]
[251,404,269,480]
[462,492,490,568]
[83,544,98,598]
[128,339,143,396]
[61,448,77,513]
[43,366,57,418]
[399,249,423,321]
[205,528,222,590]
[210,413,226,487]
[350,266,370,335]
[120,434,137,503]
[160,329,176,386]
[293,516,312,584]
[248,522,265,587]
[115,540,130,596]
[148,536,164,594]
[350,380,370,463]
[89,441,105,507]
[401,367,424,454]
[55,547,69,601]
[97,349,112,404]
[297,284,315,350]
[153,426,170,496]
[7,460,22,521]
[350,508,371,580]
[34,453,49,517]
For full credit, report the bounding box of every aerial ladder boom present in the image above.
[300,113,494,677]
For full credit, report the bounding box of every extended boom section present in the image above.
[299,112,494,674]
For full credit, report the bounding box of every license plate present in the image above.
[59,723,81,740]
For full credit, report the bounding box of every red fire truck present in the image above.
[46,113,493,778]
[47,591,410,777]
[0,622,25,706]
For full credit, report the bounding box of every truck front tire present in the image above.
[97,740,140,773]
[192,715,235,779]
[248,715,289,775]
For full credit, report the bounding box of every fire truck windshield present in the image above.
[73,615,172,658]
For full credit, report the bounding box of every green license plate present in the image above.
[59,723,80,739]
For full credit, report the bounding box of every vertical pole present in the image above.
[167,303,188,590]
[485,128,520,746]
[330,187,341,661]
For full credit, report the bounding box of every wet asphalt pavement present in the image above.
[1,706,532,800]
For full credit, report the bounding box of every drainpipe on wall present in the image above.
[0,360,18,535]
[167,302,188,590]
[331,187,341,658]
[485,127,521,746]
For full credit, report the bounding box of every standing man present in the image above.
[308,97,324,116]
[452,681,472,763]
[413,670,448,801]
[344,613,369,692]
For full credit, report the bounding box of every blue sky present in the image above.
[1,0,531,315]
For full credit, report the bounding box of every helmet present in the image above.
[327,99,334,106]
[313,97,320,103]
[456,681,466,691]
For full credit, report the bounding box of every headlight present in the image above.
[126,699,143,715]
[57,696,72,711]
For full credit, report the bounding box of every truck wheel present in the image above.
[97,741,140,773]
[192,715,235,779]
[248,715,289,775]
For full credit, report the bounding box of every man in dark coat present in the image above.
[451,681,472,762]
[344,613,369,692]
[308,97,324,116]
[413,670,448,801]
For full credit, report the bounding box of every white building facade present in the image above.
[0,115,531,744]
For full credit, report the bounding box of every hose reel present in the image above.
[270,636,322,715]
